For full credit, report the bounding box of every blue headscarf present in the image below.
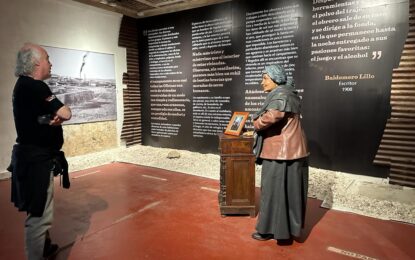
[263,64,287,85]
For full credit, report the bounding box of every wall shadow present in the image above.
[308,139,332,170]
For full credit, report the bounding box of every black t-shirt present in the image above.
[12,76,64,150]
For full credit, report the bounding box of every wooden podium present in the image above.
[218,133,256,217]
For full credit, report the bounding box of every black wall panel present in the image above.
[137,0,409,177]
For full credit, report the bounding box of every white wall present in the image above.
[0,0,126,173]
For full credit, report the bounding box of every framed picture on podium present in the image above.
[224,111,249,136]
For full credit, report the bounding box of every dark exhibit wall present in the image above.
[138,2,241,152]
[302,0,409,176]
[137,0,409,177]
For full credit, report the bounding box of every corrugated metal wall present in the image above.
[374,0,415,188]
[118,16,142,146]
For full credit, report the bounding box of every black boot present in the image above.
[251,232,273,241]
[276,238,293,246]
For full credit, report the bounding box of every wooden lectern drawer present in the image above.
[218,133,254,155]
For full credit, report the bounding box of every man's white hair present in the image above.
[14,43,41,77]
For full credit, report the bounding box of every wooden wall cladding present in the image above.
[119,16,142,146]
[374,0,415,188]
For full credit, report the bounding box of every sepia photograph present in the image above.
[44,46,117,124]
[224,111,249,136]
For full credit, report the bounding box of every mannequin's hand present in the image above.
[243,131,254,136]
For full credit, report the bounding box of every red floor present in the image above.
[0,162,414,260]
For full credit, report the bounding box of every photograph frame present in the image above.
[43,45,117,125]
[224,111,249,136]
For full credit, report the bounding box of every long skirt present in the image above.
[256,158,309,239]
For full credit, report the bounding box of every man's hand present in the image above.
[49,115,64,126]
[56,105,72,121]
